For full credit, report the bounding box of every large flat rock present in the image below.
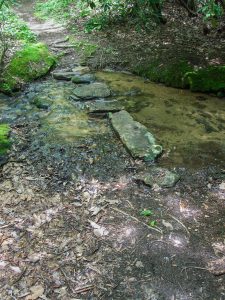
[73,83,111,100]
[110,110,162,161]
[135,167,180,188]
[85,100,124,113]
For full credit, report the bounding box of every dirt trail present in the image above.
[0,1,225,300]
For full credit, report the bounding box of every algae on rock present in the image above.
[0,43,56,93]
[0,124,10,156]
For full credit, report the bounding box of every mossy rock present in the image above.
[0,43,56,93]
[0,124,10,156]
[134,60,193,88]
[183,66,225,93]
[134,61,225,94]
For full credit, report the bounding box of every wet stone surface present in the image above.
[73,82,111,100]
[110,110,163,161]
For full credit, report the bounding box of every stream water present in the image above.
[1,71,224,170]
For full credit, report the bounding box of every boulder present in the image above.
[73,83,111,100]
[135,167,180,188]
[110,110,162,161]
[0,43,56,93]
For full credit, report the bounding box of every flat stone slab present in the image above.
[83,100,124,113]
[86,99,124,113]
[135,167,180,188]
[52,67,91,81]
[110,110,162,161]
[73,83,111,100]
[71,74,95,84]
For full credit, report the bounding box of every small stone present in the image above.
[135,167,180,188]
[135,261,144,268]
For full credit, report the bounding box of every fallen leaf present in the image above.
[25,285,44,300]
[162,220,174,230]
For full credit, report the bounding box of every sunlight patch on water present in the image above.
[33,81,108,142]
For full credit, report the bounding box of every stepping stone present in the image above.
[110,110,162,161]
[71,74,95,84]
[52,72,77,81]
[73,83,111,100]
[84,100,124,113]
[135,167,180,188]
[52,67,91,81]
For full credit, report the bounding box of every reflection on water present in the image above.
[96,71,225,168]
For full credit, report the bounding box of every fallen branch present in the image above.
[74,285,94,294]
[169,214,190,236]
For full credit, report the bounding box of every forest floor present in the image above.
[0,1,225,300]
[64,1,225,72]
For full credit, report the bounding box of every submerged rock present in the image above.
[73,83,111,100]
[110,110,162,161]
[135,167,180,188]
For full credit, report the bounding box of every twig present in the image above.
[59,267,74,293]
[11,267,27,285]
[0,223,12,229]
[111,207,163,234]
[169,214,190,236]
[181,266,208,272]
[74,285,94,294]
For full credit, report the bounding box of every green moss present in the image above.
[0,124,10,155]
[134,61,225,94]
[69,37,98,59]
[0,43,56,93]
[184,66,225,93]
[134,60,193,88]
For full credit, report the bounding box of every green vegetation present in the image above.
[0,43,56,93]
[184,66,225,93]
[69,37,98,62]
[0,3,36,69]
[134,62,225,93]
[0,124,10,155]
[140,209,153,216]
[35,0,75,20]
[134,60,194,88]
[35,0,225,32]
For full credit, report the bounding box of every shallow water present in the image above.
[97,71,225,168]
